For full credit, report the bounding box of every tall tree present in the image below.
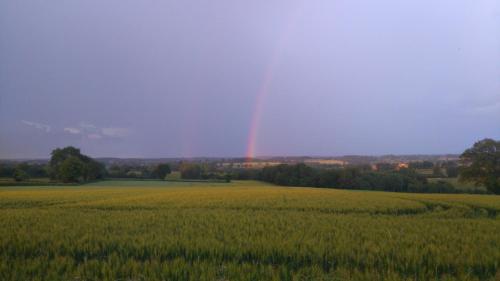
[460,139,500,194]
[153,163,171,179]
[49,147,83,179]
[50,146,105,182]
[179,163,202,179]
[59,156,85,183]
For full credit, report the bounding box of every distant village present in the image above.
[2,154,461,169]
[213,154,460,177]
[1,154,462,180]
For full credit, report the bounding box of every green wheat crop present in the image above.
[0,180,499,280]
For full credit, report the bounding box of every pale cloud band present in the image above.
[61,122,131,140]
[87,133,103,139]
[79,122,97,130]
[64,127,81,134]
[101,127,131,138]
[22,120,51,132]
[466,101,500,116]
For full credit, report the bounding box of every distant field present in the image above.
[0,180,499,280]
[415,168,434,176]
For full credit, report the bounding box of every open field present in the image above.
[1,180,499,280]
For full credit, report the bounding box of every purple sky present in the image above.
[1,0,499,158]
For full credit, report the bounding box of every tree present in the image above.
[409,161,434,169]
[375,163,396,172]
[13,169,30,182]
[50,147,81,176]
[432,166,444,177]
[59,156,85,182]
[153,163,171,179]
[0,164,15,177]
[49,146,104,182]
[82,160,106,181]
[179,163,202,179]
[459,139,500,194]
[443,161,459,178]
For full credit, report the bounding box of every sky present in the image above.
[1,0,499,158]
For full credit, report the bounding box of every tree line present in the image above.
[1,146,230,183]
[1,138,497,193]
[108,162,229,181]
[107,163,171,179]
[255,163,463,193]
[232,138,498,194]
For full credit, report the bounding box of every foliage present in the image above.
[179,163,202,179]
[460,139,500,194]
[108,164,166,179]
[15,163,48,178]
[59,156,85,182]
[50,146,105,182]
[230,169,261,180]
[108,164,149,178]
[432,166,444,177]
[428,177,487,193]
[0,164,15,178]
[443,161,459,178]
[83,159,106,181]
[49,146,82,178]
[0,181,499,280]
[1,163,48,179]
[153,163,171,179]
[374,162,396,172]
[12,169,30,182]
[259,164,463,193]
[408,161,434,169]
[165,171,182,180]
[177,163,230,181]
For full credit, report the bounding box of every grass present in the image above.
[0,177,52,182]
[86,179,231,187]
[0,177,52,183]
[0,177,230,187]
[0,177,79,187]
[165,171,182,180]
[0,180,499,280]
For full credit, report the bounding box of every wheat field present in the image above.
[0,180,499,280]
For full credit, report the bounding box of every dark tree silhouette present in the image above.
[460,139,500,194]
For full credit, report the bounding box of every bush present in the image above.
[12,169,30,182]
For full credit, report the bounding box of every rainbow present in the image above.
[245,56,279,160]
[245,7,301,160]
